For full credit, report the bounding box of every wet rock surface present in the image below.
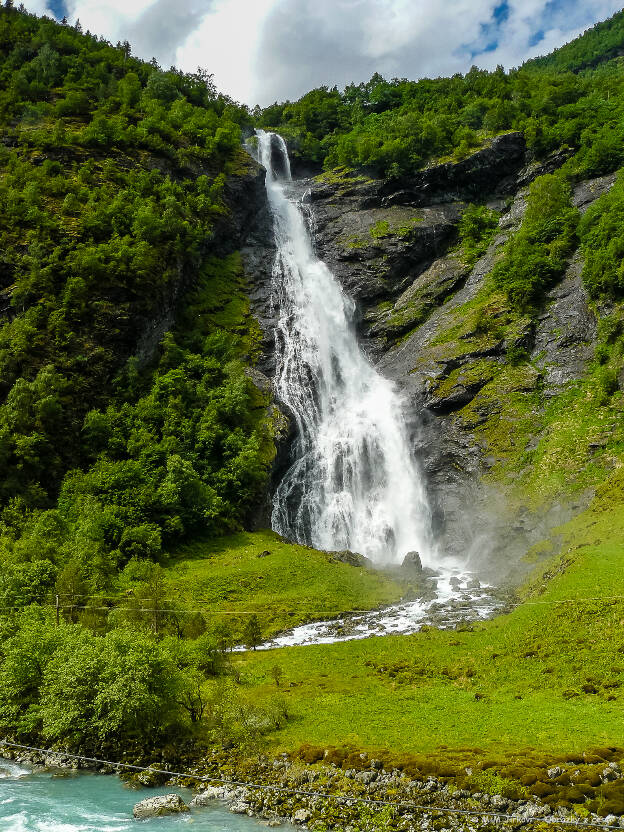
[304,194,462,307]
[402,550,423,572]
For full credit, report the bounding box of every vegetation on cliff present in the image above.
[491,173,579,310]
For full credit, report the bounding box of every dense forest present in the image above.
[0,4,279,758]
[1,3,624,764]
[257,10,624,181]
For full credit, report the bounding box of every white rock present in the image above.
[190,785,228,806]
[293,808,312,824]
[132,794,189,819]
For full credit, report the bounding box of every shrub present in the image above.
[491,174,578,311]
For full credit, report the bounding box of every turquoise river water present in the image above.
[0,758,267,831]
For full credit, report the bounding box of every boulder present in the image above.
[292,808,313,824]
[132,794,189,819]
[402,551,422,572]
[422,566,441,578]
[328,549,371,567]
[229,799,250,814]
[190,785,228,806]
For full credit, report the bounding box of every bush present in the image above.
[580,172,624,300]
[0,611,195,753]
[458,204,499,265]
[491,174,578,311]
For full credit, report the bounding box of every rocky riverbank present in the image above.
[5,742,622,830]
[162,752,624,831]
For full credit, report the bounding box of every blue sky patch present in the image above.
[48,0,67,19]
[529,28,546,47]
[492,1,510,24]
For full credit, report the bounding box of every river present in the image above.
[0,759,265,832]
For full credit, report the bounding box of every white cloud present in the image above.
[63,0,154,39]
[18,0,624,105]
[22,0,55,15]
[178,0,278,103]
[251,0,623,104]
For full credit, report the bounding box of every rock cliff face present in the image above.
[244,140,612,580]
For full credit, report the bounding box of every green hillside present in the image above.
[525,9,624,73]
[0,6,282,757]
[1,5,624,804]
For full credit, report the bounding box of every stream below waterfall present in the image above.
[255,578,504,649]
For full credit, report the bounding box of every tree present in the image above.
[0,609,64,736]
[56,559,88,623]
[271,664,283,688]
[214,621,232,654]
[119,71,141,108]
[174,668,206,723]
[40,627,188,750]
[244,614,262,651]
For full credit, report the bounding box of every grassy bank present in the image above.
[161,530,412,641]
[233,480,624,762]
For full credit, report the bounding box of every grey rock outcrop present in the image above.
[190,785,230,805]
[376,132,526,208]
[402,551,423,572]
[132,793,190,819]
[531,253,597,395]
[328,549,372,568]
[292,808,313,824]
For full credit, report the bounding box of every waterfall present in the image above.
[257,130,436,566]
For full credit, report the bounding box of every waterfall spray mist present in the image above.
[257,130,436,566]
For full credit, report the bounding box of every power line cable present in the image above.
[8,594,624,615]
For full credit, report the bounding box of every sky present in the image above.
[20,0,624,106]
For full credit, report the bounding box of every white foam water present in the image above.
[256,130,438,567]
[235,570,503,650]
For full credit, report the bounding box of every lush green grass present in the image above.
[233,484,624,762]
[161,530,412,641]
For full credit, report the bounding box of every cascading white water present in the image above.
[257,130,436,566]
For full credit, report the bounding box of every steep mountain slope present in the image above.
[0,7,280,576]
